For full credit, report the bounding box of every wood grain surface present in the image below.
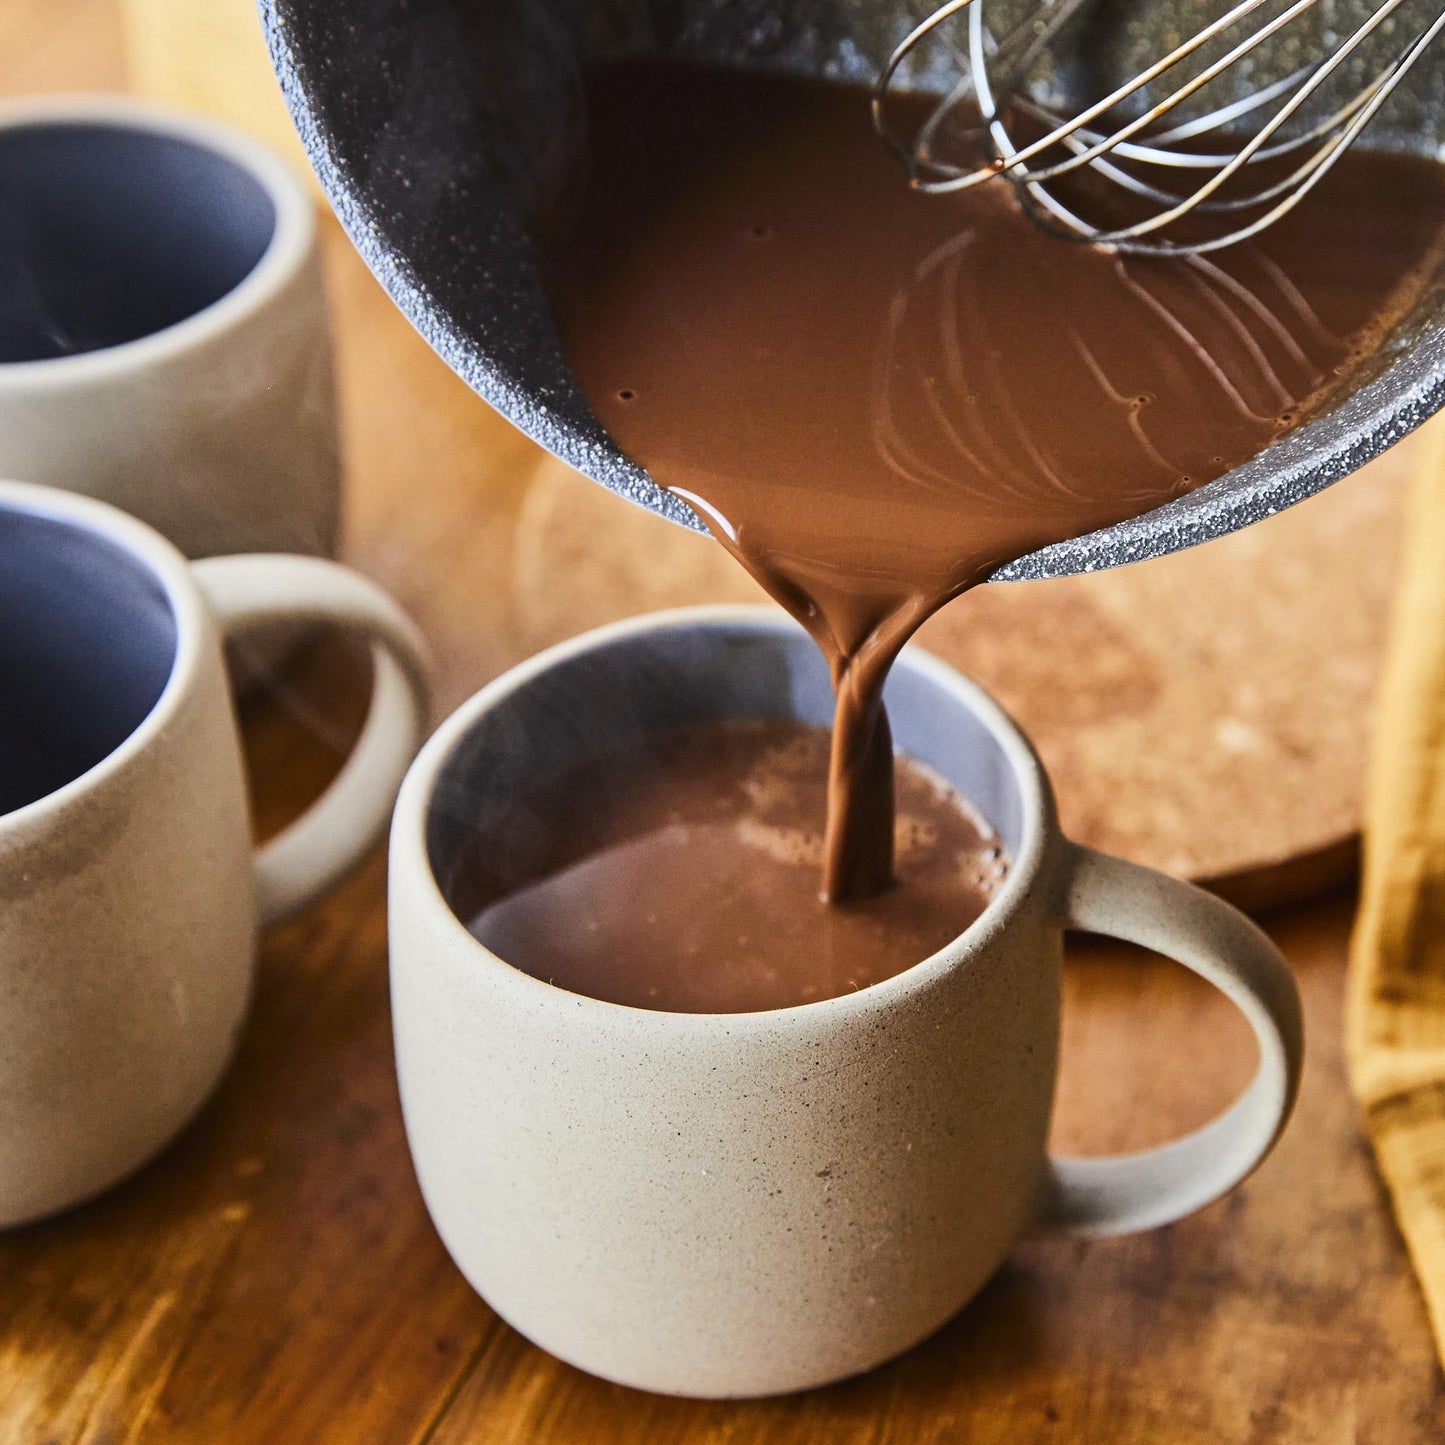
[1,4,1441,1440]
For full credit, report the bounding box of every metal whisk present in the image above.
[872,0,1445,254]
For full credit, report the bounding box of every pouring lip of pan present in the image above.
[261,2,1445,583]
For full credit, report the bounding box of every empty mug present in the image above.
[0,479,430,1227]
[389,606,1303,1398]
[0,96,338,560]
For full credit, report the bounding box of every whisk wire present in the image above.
[873,0,1445,253]
[1058,0,1415,243]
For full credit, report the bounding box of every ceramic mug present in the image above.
[389,606,1303,1399]
[0,479,430,1228]
[0,96,338,560]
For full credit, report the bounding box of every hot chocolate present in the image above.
[453,719,1006,1013]
[540,60,1445,902]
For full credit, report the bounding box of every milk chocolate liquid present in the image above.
[541,61,1445,905]
[458,720,1007,1013]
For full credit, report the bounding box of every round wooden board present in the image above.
[510,432,1420,909]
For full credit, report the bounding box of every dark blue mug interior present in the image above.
[0,122,276,363]
[0,505,177,815]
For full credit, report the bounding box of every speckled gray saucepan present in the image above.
[260,0,1445,581]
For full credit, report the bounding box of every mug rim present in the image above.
[0,478,205,830]
[392,605,1056,1026]
[0,94,314,385]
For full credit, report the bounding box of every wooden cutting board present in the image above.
[510,429,1420,909]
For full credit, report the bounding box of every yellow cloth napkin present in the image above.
[1348,416,1445,1361]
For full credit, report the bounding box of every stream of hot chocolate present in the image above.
[539,60,1445,903]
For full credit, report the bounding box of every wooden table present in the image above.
[2,5,1442,1439]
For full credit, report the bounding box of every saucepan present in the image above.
[258,0,1445,580]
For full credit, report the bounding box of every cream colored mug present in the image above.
[390,606,1303,1399]
[0,97,337,560]
[0,479,429,1227]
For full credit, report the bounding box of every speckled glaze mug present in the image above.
[0,479,429,1227]
[0,97,338,561]
[390,607,1303,1399]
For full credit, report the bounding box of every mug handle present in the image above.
[1039,842,1304,1237]
[192,554,432,928]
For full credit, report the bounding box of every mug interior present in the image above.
[426,619,1027,942]
[0,122,276,363]
[0,505,176,815]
